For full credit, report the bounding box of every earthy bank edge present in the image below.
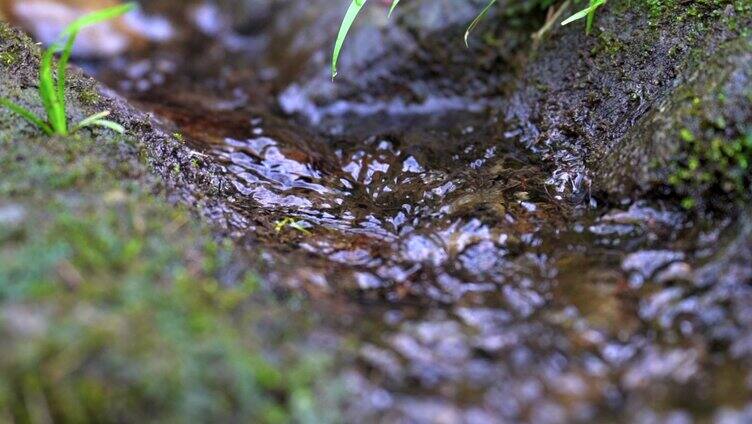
[0,23,341,423]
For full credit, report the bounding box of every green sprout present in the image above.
[331,0,608,79]
[274,217,312,235]
[464,0,498,47]
[331,0,368,80]
[388,0,401,18]
[561,0,606,35]
[0,2,135,136]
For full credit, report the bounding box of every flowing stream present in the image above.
[65,0,752,421]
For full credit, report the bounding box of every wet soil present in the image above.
[5,0,752,422]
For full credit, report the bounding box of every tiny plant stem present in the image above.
[84,119,125,134]
[39,44,67,135]
[388,0,400,18]
[61,2,136,38]
[56,1,136,102]
[72,110,110,132]
[73,111,125,134]
[54,2,136,133]
[0,2,135,136]
[532,0,571,41]
[561,0,606,33]
[275,217,312,235]
[57,30,79,114]
[586,0,601,34]
[465,0,497,47]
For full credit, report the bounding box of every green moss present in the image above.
[78,88,100,106]
[0,128,339,421]
[656,33,752,212]
[0,23,13,41]
[0,50,17,66]
[0,25,339,421]
[594,31,625,56]
[633,0,746,26]
[669,131,752,209]
[644,0,670,20]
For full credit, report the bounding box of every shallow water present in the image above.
[84,1,752,422]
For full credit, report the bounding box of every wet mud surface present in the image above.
[26,0,751,421]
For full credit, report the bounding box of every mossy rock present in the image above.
[503,0,751,205]
[591,34,752,211]
[0,22,339,422]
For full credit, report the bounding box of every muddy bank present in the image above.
[1,0,752,422]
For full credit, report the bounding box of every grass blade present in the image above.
[72,110,110,132]
[81,119,125,134]
[0,98,53,135]
[61,2,137,39]
[57,3,136,123]
[332,0,368,80]
[57,31,78,115]
[585,0,602,34]
[562,0,605,34]
[561,7,591,25]
[388,0,400,18]
[465,0,497,47]
[39,43,67,135]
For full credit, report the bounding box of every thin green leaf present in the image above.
[56,31,77,115]
[57,3,136,124]
[561,0,605,30]
[61,2,137,39]
[72,110,110,132]
[275,217,312,235]
[0,98,53,135]
[82,119,125,134]
[39,43,67,135]
[388,0,400,18]
[465,0,497,47]
[561,7,591,25]
[332,0,368,80]
[585,0,602,35]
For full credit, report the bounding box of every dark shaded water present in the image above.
[79,1,752,422]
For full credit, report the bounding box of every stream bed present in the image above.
[17,0,751,421]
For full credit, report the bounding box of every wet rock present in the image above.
[504,2,751,203]
[592,33,752,202]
